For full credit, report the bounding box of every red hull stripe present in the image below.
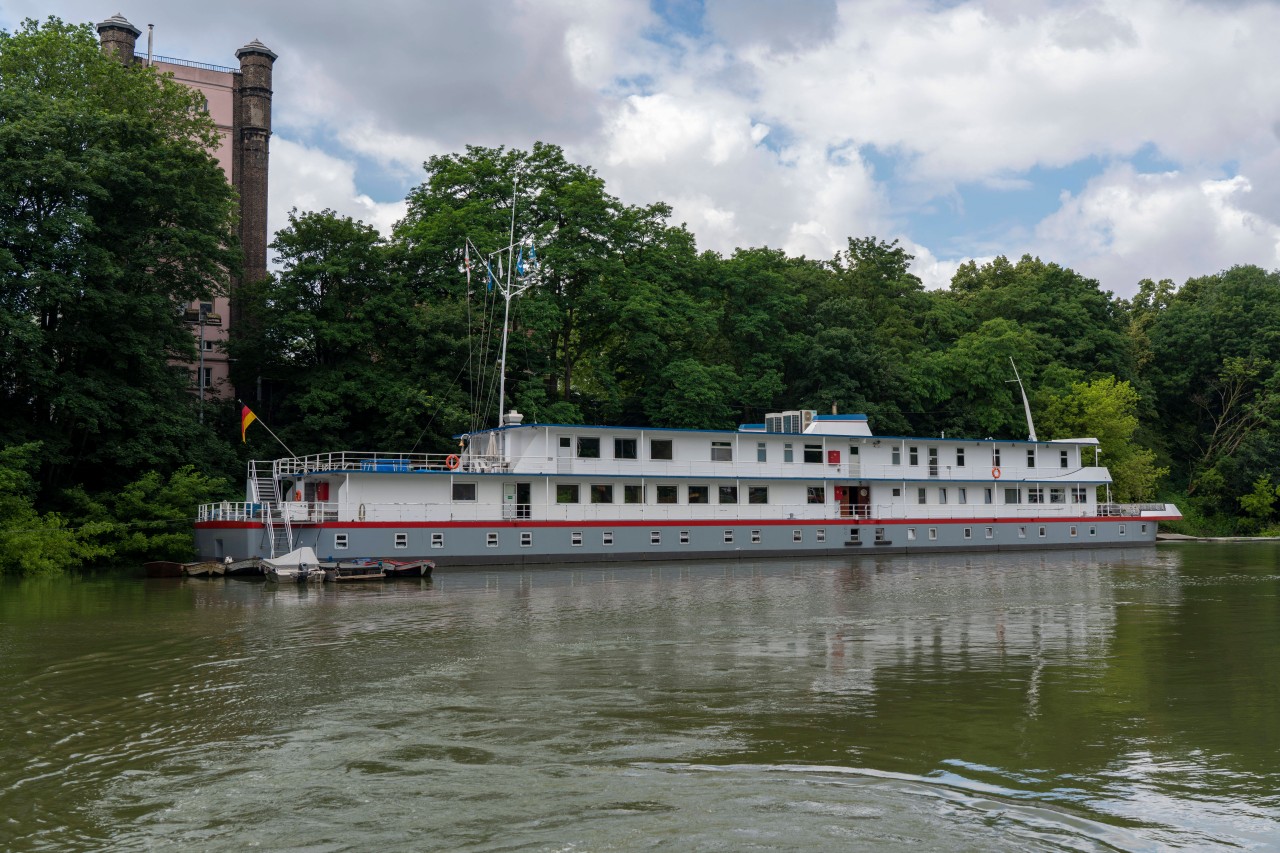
[197,515,1178,531]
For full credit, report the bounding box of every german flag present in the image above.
[240,404,258,443]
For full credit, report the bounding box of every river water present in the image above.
[1,543,1278,851]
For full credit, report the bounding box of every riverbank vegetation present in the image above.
[3,18,1279,575]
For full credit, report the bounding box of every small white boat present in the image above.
[262,547,322,583]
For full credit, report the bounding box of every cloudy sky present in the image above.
[4,0,1280,294]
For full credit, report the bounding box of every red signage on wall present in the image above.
[827,450,841,464]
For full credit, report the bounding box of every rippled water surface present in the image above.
[2,544,1279,851]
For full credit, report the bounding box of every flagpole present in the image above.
[497,176,518,431]
[238,399,298,459]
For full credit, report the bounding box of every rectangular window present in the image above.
[334,533,348,549]
[557,484,580,503]
[804,444,823,463]
[793,529,803,542]
[431,533,444,548]
[1089,525,1097,536]
[917,487,927,505]
[603,531,614,546]
[1027,448,1036,467]
[928,447,939,474]
[560,435,571,450]
[1119,523,1127,535]
[985,488,993,504]
[394,533,408,549]
[711,441,733,462]
[650,530,661,545]
[657,485,679,504]
[577,437,600,458]
[1141,524,1148,533]
[963,527,972,540]
[203,339,215,351]
[452,482,477,501]
[784,443,794,463]
[624,484,643,504]
[201,367,212,389]
[571,532,583,547]
[748,486,769,504]
[993,447,1002,467]
[928,527,938,541]
[651,439,673,460]
[679,530,690,544]
[1070,525,1078,537]
[1027,487,1044,504]
[1004,488,1021,504]
[1049,487,1065,504]
[909,446,919,466]
[956,447,965,467]
[892,447,901,465]
[807,486,826,504]
[757,442,767,462]
[958,487,967,504]
[591,484,614,503]
[985,527,994,539]
[724,530,734,544]
[1039,525,1047,537]
[688,485,709,504]
[939,487,948,504]
[816,529,826,543]
[1060,449,1070,469]
[718,485,738,504]
[487,532,499,548]
[892,487,901,497]
[1072,487,1088,504]
[849,527,860,542]
[521,531,533,547]
[907,528,916,541]
[1018,526,1026,539]
[615,438,637,460]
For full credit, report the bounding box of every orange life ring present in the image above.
[992,467,1001,479]
[294,490,302,501]
[445,454,461,470]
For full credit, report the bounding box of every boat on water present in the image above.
[194,407,1182,567]
[381,559,434,578]
[182,559,226,578]
[262,546,322,583]
[321,559,386,582]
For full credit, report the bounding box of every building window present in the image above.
[956,447,965,467]
[748,486,769,504]
[928,527,938,540]
[557,484,580,503]
[650,530,661,545]
[571,532,583,547]
[334,533,348,549]
[1060,449,1070,468]
[203,339,215,351]
[958,487,967,504]
[452,482,477,501]
[624,484,643,504]
[679,530,690,544]
[651,439,673,460]
[201,367,212,389]
[963,527,972,540]
[657,485,678,504]
[917,488,927,505]
[724,530,734,544]
[719,485,738,503]
[487,532,499,547]
[1027,487,1044,504]
[1072,487,1088,504]
[577,437,600,458]
[1027,448,1036,467]
[688,485,709,504]
[804,444,823,463]
[792,529,802,542]
[907,528,916,541]
[521,531,533,547]
[939,487,948,504]
[909,446,919,466]
[711,441,733,462]
[1048,487,1065,504]
[757,442,767,462]
[1004,488,1021,504]
[602,531,614,546]
[985,527,994,539]
[807,486,825,504]
[892,447,901,465]
[394,533,408,549]
[615,438,637,459]
[784,443,794,463]
[431,533,444,548]
[993,447,1002,467]
[815,529,826,543]
[591,484,613,503]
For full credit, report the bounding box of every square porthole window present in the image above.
[520,531,533,547]
[430,533,444,548]
[751,530,761,544]
[928,528,938,541]
[334,533,348,550]
[571,531,583,547]
[723,530,734,544]
[651,531,662,545]
[892,487,902,497]
[679,530,690,545]
[602,531,614,546]
[486,532,499,548]
[394,533,408,549]
[793,529,803,542]
[963,527,972,540]
[815,529,826,543]
[1119,523,1127,536]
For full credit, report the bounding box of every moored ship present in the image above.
[194,408,1181,566]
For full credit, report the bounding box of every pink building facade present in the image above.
[97,14,276,405]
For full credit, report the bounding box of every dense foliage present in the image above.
[4,17,1280,575]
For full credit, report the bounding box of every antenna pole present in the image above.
[496,177,519,430]
[1008,358,1038,441]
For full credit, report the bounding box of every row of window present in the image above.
[565,436,835,464]
[333,523,1148,550]
[891,446,1074,469]
[908,485,1091,505]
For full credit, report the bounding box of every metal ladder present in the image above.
[249,460,293,556]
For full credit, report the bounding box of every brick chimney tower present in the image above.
[232,38,277,323]
[96,12,140,63]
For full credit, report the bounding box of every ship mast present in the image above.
[1007,358,1038,442]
